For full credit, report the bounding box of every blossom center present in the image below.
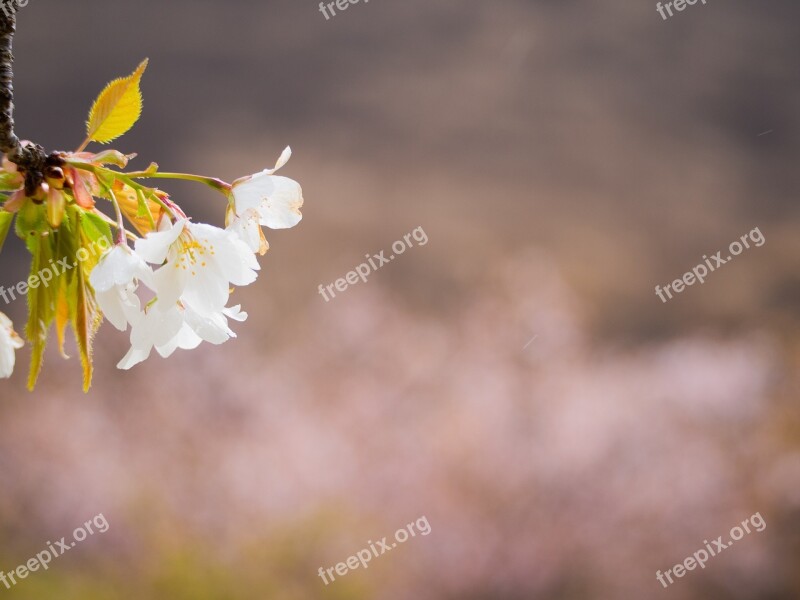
[174,231,216,274]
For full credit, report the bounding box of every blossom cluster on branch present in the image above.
[0,60,303,390]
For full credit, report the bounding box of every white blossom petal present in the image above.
[194,223,259,287]
[271,146,292,173]
[233,175,303,230]
[155,323,203,358]
[90,245,153,292]
[178,259,230,316]
[90,245,153,331]
[224,305,248,322]
[117,302,184,370]
[148,222,258,317]
[226,208,265,254]
[231,147,292,187]
[151,262,189,310]
[96,286,141,332]
[183,307,236,345]
[116,345,151,371]
[0,312,23,379]
[135,219,186,265]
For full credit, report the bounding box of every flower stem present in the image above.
[91,209,137,242]
[125,170,231,194]
[101,180,128,245]
[67,160,179,220]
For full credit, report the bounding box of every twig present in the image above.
[0,10,49,194]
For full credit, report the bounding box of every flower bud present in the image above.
[32,182,48,203]
[45,166,66,190]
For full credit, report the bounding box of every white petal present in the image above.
[0,332,16,378]
[147,305,186,348]
[90,245,154,293]
[256,176,304,229]
[181,264,231,316]
[189,223,259,288]
[152,263,188,311]
[209,233,260,288]
[183,307,234,345]
[271,146,292,173]
[226,209,263,253]
[0,313,23,349]
[0,313,23,379]
[223,305,248,322]
[155,322,202,357]
[96,288,136,331]
[135,219,186,265]
[119,302,184,369]
[116,345,151,370]
[231,147,292,189]
[233,174,304,229]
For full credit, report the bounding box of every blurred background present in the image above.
[0,0,799,598]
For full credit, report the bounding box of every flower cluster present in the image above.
[0,60,303,390]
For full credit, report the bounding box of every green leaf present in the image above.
[54,209,79,358]
[21,205,108,391]
[73,207,107,391]
[0,171,21,192]
[25,233,57,390]
[54,270,71,359]
[77,209,113,248]
[15,200,49,249]
[16,202,55,388]
[0,210,13,253]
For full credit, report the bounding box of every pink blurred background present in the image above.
[0,0,799,598]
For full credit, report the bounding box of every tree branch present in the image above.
[0,10,48,194]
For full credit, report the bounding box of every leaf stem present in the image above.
[75,137,91,154]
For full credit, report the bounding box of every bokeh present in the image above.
[0,0,798,598]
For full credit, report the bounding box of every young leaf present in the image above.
[25,233,57,390]
[15,199,48,246]
[0,171,21,191]
[0,210,13,253]
[55,277,71,359]
[85,59,149,144]
[54,210,79,359]
[77,208,113,248]
[73,208,108,391]
[113,179,162,235]
[70,258,100,392]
